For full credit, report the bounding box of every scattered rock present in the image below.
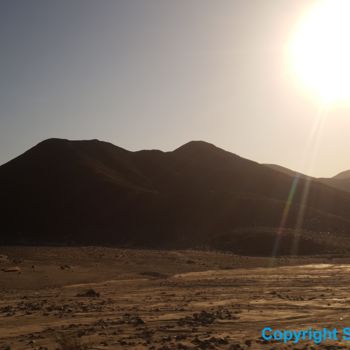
[178,309,239,327]
[0,345,11,350]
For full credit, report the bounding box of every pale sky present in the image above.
[1,0,350,177]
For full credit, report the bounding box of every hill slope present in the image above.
[318,170,350,194]
[263,164,310,179]
[2,138,350,254]
[264,163,350,195]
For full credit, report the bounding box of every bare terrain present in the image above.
[0,247,350,349]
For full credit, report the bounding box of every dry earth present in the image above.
[0,247,350,349]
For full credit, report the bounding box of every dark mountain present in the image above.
[2,138,350,255]
[318,170,350,194]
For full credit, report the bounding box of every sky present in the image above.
[1,0,350,177]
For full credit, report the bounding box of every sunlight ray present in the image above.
[270,104,329,260]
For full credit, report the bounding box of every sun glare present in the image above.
[290,0,350,103]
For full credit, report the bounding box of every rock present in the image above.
[139,271,168,279]
[2,266,21,273]
[76,289,100,298]
[229,344,242,350]
[245,339,252,347]
[178,310,216,326]
[122,313,145,325]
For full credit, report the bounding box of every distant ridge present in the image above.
[318,169,350,194]
[2,138,350,255]
[264,163,350,195]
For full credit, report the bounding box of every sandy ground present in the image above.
[0,247,350,349]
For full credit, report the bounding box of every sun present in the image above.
[290,0,350,103]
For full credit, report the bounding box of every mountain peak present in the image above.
[37,138,102,146]
[173,140,219,153]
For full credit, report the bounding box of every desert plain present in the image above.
[0,247,350,350]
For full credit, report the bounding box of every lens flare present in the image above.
[270,105,329,260]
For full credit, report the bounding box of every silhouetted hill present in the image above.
[333,170,350,180]
[318,170,350,194]
[2,138,350,255]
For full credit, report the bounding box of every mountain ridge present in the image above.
[263,162,350,194]
[2,138,350,255]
